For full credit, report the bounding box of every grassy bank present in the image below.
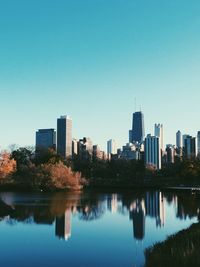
[145,222,200,267]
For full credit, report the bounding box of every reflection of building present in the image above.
[129,111,145,144]
[145,191,165,227]
[107,194,118,214]
[36,129,56,150]
[130,199,145,240]
[57,115,72,158]
[55,209,71,241]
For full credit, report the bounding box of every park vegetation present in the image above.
[145,222,200,267]
[1,146,200,191]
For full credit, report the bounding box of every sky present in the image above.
[0,0,200,151]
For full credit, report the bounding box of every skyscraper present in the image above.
[36,129,56,150]
[107,139,117,156]
[145,134,161,170]
[197,131,200,157]
[176,130,182,148]
[184,135,196,159]
[155,124,164,151]
[57,115,72,158]
[129,111,145,144]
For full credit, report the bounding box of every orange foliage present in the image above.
[40,162,86,190]
[0,152,16,179]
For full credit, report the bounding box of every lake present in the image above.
[0,189,199,267]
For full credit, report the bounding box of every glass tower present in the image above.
[129,111,145,144]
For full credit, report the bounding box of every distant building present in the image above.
[176,130,182,148]
[57,115,72,158]
[72,139,78,157]
[129,111,145,144]
[197,131,200,157]
[36,129,56,150]
[155,124,164,152]
[145,134,161,170]
[107,139,117,159]
[93,145,106,160]
[184,135,196,159]
[166,144,175,164]
[121,143,140,160]
[78,137,93,160]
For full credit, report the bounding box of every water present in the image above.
[0,190,199,267]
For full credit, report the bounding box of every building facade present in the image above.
[57,115,72,158]
[145,134,161,170]
[184,135,196,159]
[107,139,117,157]
[155,123,164,152]
[36,129,56,150]
[129,111,145,144]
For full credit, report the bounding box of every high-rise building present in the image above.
[129,111,145,144]
[197,131,200,157]
[57,115,72,158]
[166,144,175,164]
[155,124,164,151]
[176,130,182,148]
[36,129,56,150]
[145,134,161,170]
[72,139,78,157]
[107,139,117,156]
[184,135,196,159]
[78,137,93,160]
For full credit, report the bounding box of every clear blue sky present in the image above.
[0,0,200,150]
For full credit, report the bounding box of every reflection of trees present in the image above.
[77,192,106,221]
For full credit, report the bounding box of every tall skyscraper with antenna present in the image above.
[129,111,145,144]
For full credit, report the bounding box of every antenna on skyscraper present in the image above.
[135,97,137,112]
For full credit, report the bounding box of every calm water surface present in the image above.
[0,190,199,267]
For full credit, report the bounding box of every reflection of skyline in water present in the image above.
[0,191,200,243]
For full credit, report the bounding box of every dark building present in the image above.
[57,116,72,158]
[129,111,145,144]
[36,129,56,151]
[184,135,196,159]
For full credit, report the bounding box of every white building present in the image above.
[155,124,164,152]
[176,130,182,148]
[145,134,161,170]
[107,139,117,157]
[197,131,200,157]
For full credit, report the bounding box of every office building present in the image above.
[176,130,182,148]
[197,131,200,157]
[155,124,164,152]
[36,129,56,150]
[107,139,117,158]
[78,137,93,160]
[166,144,175,164]
[72,139,78,157]
[184,135,196,159]
[129,111,145,144]
[145,134,161,170]
[57,115,72,158]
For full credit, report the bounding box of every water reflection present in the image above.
[0,190,200,243]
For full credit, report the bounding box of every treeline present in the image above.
[1,146,200,191]
[0,148,86,191]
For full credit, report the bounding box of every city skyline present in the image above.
[1,1,200,150]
